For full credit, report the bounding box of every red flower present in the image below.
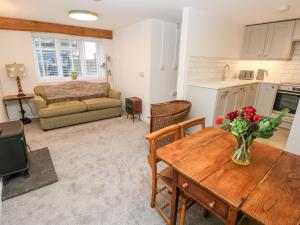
[245,113,253,120]
[215,118,224,125]
[227,111,238,121]
[253,115,263,121]
[244,106,256,114]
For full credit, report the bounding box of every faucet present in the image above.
[221,64,231,81]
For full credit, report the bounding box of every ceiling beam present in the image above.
[0,16,113,39]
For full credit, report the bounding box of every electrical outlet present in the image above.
[138,72,144,78]
[172,91,177,97]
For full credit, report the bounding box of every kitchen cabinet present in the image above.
[232,86,246,111]
[241,24,268,59]
[294,20,300,41]
[187,82,259,126]
[214,87,233,120]
[255,83,278,117]
[244,84,258,107]
[264,21,295,59]
[241,21,295,60]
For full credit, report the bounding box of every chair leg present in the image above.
[203,209,210,218]
[150,176,157,208]
[179,193,188,225]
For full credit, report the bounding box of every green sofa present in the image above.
[33,82,122,130]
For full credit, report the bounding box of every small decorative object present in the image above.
[125,97,142,123]
[71,71,78,80]
[216,107,289,166]
[6,63,26,97]
[100,55,112,83]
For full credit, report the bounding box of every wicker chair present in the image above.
[150,100,191,148]
[150,100,192,132]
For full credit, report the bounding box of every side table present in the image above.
[125,97,142,123]
[3,94,35,124]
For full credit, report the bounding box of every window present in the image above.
[32,34,104,80]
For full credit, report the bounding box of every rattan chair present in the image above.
[150,100,191,148]
[145,124,191,225]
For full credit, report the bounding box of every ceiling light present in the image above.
[69,10,98,21]
[277,5,290,12]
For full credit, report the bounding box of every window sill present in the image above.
[37,77,107,84]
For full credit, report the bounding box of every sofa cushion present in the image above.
[82,98,122,111]
[39,101,87,118]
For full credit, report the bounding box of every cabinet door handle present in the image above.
[264,54,267,57]
[208,201,216,209]
[258,54,262,58]
[182,183,188,189]
[223,91,229,95]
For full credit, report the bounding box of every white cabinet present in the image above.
[264,21,295,59]
[187,83,259,126]
[255,83,278,117]
[241,24,268,59]
[214,87,233,119]
[231,86,246,111]
[241,21,295,60]
[294,20,300,41]
[244,84,258,107]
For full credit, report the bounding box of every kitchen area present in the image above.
[186,18,300,150]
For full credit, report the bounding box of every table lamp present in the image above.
[6,63,26,97]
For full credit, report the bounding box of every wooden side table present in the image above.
[3,94,35,124]
[125,97,142,123]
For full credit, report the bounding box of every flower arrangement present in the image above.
[215,107,289,165]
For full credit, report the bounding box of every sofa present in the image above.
[33,81,122,130]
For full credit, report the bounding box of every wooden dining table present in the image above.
[156,127,300,225]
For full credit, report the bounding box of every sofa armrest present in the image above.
[32,95,47,110]
[108,89,121,100]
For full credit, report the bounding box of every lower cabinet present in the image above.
[187,82,269,126]
[255,83,278,117]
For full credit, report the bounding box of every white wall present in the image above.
[286,103,300,155]
[149,20,179,103]
[177,7,244,98]
[112,20,152,121]
[0,30,113,120]
[112,19,179,121]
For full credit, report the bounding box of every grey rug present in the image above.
[2,148,58,201]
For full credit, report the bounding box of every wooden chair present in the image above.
[178,117,206,138]
[145,124,190,225]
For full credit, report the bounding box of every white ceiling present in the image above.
[1,0,300,30]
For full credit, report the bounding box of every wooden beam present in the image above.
[0,17,113,39]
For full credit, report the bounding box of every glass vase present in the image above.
[232,136,251,166]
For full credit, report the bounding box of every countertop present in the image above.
[187,79,280,90]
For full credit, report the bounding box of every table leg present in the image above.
[225,207,239,225]
[3,100,10,120]
[171,169,179,225]
[18,99,31,124]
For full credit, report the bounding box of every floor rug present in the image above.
[2,147,58,201]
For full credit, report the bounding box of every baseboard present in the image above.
[0,178,2,224]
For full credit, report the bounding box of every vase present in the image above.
[232,136,251,166]
[71,71,78,80]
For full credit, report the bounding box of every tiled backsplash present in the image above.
[187,42,300,83]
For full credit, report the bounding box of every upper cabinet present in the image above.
[294,20,300,41]
[241,20,295,60]
[241,24,268,59]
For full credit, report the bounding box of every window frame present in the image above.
[32,33,105,82]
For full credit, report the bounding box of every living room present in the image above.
[0,0,300,225]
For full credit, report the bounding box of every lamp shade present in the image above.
[6,63,26,78]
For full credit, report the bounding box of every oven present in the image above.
[273,84,300,117]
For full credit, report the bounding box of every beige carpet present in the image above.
[1,116,225,225]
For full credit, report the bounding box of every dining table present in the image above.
[156,127,300,225]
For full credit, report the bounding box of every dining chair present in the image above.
[145,124,191,225]
[178,117,206,138]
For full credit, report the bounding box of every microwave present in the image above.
[238,70,255,80]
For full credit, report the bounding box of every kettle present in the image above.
[256,69,268,80]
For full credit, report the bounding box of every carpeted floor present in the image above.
[1,116,224,225]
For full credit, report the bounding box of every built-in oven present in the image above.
[273,85,300,115]
[272,84,300,127]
